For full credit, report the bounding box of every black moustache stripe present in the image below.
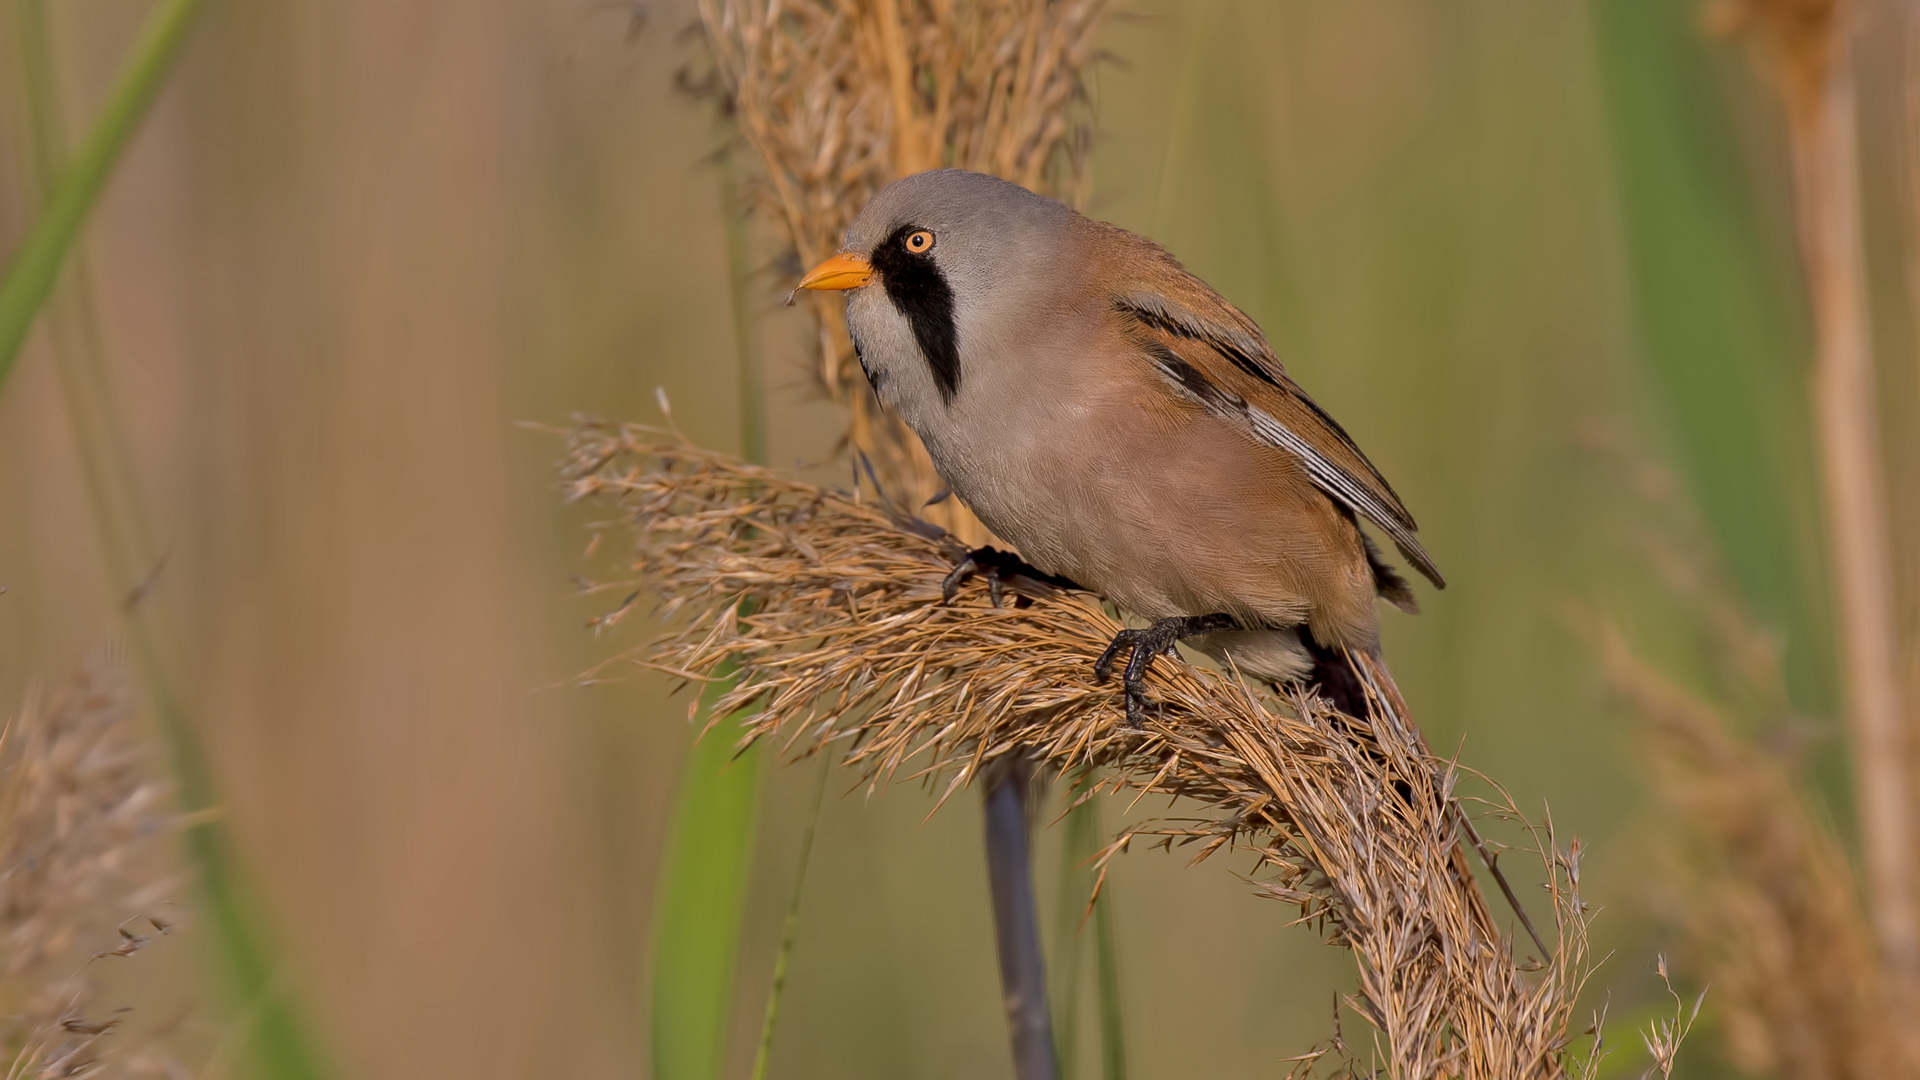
[872,224,961,404]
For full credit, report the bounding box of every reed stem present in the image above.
[985,755,1060,1080]
[1786,26,1920,1045]
[1052,783,1129,1080]
[1051,790,1091,1079]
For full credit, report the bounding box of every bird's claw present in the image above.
[941,546,1076,608]
[1091,629,1142,684]
[1094,613,1240,727]
[942,550,1004,606]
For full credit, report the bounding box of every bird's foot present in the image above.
[941,546,1079,608]
[1093,613,1239,727]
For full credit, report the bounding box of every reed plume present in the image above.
[1602,623,1895,1079]
[0,656,184,1079]
[691,0,1106,542]
[562,422,1597,1079]
[1586,422,1898,1077]
[685,10,1111,1070]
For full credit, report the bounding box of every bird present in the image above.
[794,168,1442,725]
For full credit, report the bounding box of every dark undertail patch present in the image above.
[1299,634,1372,722]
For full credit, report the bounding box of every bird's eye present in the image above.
[904,229,935,253]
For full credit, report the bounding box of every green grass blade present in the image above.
[1049,783,1127,1080]
[651,661,765,1080]
[9,5,332,1077]
[718,144,767,469]
[1587,0,1831,713]
[153,675,331,1080]
[16,0,140,594]
[1051,782,1095,1079]
[748,755,829,1080]
[10,6,330,1079]
[0,0,205,387]
[1091,824,1127,1080]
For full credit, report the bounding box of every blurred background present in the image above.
[1,0,1916,1077]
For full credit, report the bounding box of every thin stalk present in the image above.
[1092,856,1127,1080]
[1902,0,1920,769]
[15,0,159,603]
[719,142,766,468]
[0,0,204,382]
[1051,789,1095,1080]
[984,755,1059,1080]
[748,755,829,1080]
[10,6,329,1079]
[1786,37,1920,1040]
[1053,785,1126,1080]
[870,0,923,177]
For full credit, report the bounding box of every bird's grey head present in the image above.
[798,170,1078,413]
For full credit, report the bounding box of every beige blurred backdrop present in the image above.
[5,0,1903,1077]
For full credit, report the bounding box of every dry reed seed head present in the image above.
[1575,428,1882,1076]
[0,659,171,980]
[692,0,1107,542]
[1599,621,1898,1079]
[0,658,185,1079]
[563,420,1597,1079]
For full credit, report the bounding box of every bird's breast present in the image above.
[918,366,1380,649]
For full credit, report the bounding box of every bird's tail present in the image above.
[1304,643,1549,959]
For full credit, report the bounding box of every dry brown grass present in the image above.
[562,421,1598,1079]
[690,0,1107,542]
[0,656,184,1079]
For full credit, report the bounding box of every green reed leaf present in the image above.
[10,4,331,1078]
[0,0,205,387]
[651,661,765,1080]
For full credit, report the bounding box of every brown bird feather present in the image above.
[1095,222,1444,593]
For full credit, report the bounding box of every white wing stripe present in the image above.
[1152,357,1439,580]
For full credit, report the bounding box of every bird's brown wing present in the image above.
[1105,248,1445,590]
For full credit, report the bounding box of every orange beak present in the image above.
[795,252,874,292]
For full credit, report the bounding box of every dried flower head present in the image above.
[0,658,184,1078]
[692,0,1108,542]
[563,422,1597,1078]
[1604,622,1891,1078]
